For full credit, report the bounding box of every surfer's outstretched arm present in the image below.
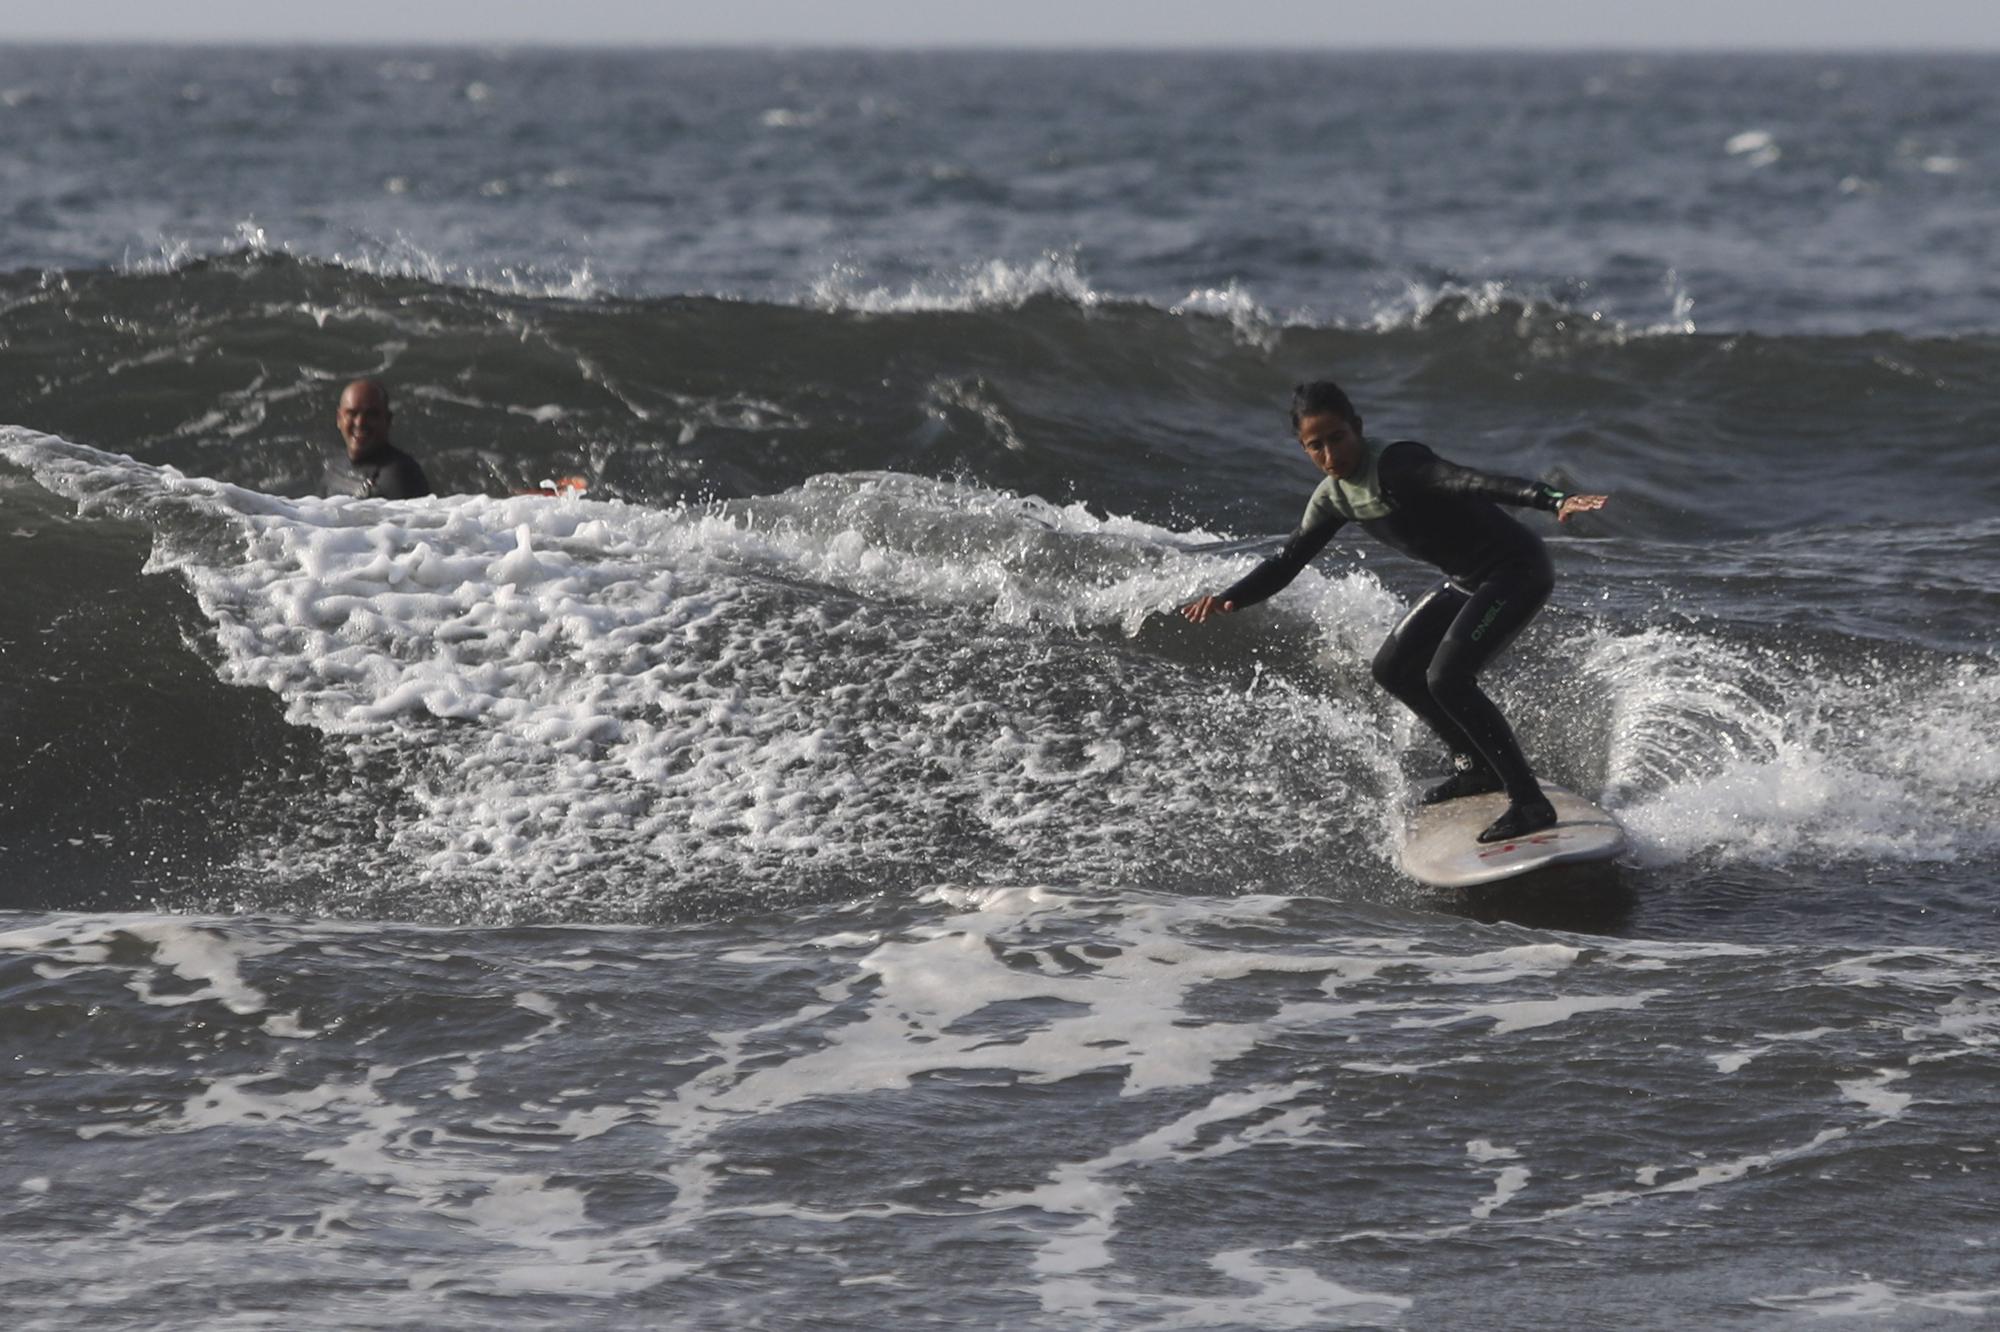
[1179,512,1346,623]
[1388,445,1608,522]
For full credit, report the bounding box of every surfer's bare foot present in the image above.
[1421,767,1503,805]
[1477,795,1557,843]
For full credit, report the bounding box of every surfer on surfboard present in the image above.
[1180,380,1608,844]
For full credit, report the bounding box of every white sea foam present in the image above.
[1103,1247,1414,1326]
[676,886,1640,1320]
[126,922,275,1017]
[1726,129,1776,156]
[1360,274,1702,341]
[11,425,1991,907]
[684,891,1355,1111]
[18,889,1997,1323]
[1398,990,1663,1036]
[1580,1127,1852,1211]
[981,1082,1326,1279]
[1170,279,1281,348]
[1471,1165,1531,1220]
[1,915,296,1028]
[1709,1026,1837,1073]
[808,255,1295,346]
[656,889,1991,1308]
[1367,278,1519,332]
[809,252,1104,314]
[1752,1280,2000,1319]
[1465,1137,1532,1219]
[120,219,606,302]
[25,918,693,1297]
[1420,942,1580,986]
[18,890,1542,1319]
[1905,993,2000,1051]
[1583,626,2000,868]
[3,430,1420,907]
[1837,1069,1913,1122]
[121,1060,691,1298]
[758,106,825,130]
[922,376,1026,452]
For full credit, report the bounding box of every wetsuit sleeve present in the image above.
[1382,441,1564,513]
[1218,503,1346,609]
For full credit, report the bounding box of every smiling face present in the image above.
[1296,409,1366,479]
[337,380,393,462]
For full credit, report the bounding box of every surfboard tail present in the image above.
[1399,782,1626,888]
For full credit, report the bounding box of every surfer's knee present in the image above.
[1369,642,1401,692]
[1423,661,1459,700]
[1424,653,1477,705]
[1371,636,1425,697]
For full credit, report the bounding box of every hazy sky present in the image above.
[4,0,1998,49]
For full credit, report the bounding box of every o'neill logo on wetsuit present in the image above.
[1477,830,1571,859]
[1469,598,1509,643]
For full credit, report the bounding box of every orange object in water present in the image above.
[511,475,589,497]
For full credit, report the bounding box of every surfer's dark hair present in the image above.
[1289,380,1361,432]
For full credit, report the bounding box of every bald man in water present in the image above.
[336,379,432,500]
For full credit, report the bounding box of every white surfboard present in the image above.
[1400,782,1626,888]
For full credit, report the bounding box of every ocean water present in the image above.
[2,46,1998,1329]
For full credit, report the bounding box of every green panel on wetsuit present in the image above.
[1303,438,1394,525]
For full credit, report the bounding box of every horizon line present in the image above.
[4,36,1999,55]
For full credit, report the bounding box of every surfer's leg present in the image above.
[1372,581,1498,799]
[1423,554,1557,840]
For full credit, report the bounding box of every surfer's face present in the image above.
[338,385,393,461]
[1297,411,1365,479]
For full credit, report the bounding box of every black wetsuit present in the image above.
[1222,439,1565,807]
[351,443,433,500]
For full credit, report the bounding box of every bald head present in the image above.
[337,379,393,462]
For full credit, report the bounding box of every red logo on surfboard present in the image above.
[1477,830,1571,858]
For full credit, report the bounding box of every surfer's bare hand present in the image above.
[1557,493,1609,523]
[1179,595,1234,623]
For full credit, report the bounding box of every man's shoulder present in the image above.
[1377,438,1440,480]
[388,449,433,497]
